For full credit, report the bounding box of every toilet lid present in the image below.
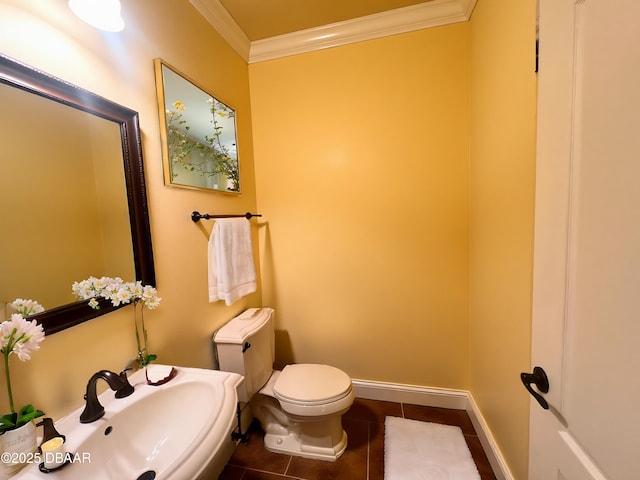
[274,364,352,405]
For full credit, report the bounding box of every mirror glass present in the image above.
[154,59,240,193]
[0,83,134,309]
[0,54,155,334]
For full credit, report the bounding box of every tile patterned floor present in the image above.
[219,398,498,480]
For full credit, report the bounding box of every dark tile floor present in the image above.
[219,398,498,480]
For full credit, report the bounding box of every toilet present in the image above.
[214,307,355,461]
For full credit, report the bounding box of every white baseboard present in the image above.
[465,393,515,480]
[352,379,469,410]
[351,379,513,480]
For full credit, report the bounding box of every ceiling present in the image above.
[189,0,476,63]
[217,0,438,41]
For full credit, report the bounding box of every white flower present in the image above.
[141,285,161,309]
[104,283,121,299]
[115,287,132,305]
[71,277,161,369]
[1,299,45,425]
[0,319,15,350]
[72,276,161,310]
[10,299,44,317]
[1,312,45,362]
[129,282,144,298]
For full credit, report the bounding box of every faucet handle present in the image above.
[115,368,135,398]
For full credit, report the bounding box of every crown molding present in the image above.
[250,0,477,63]
[189,0,251,60]
[191,0,477,64]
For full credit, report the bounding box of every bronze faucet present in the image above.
[79,370,134,423]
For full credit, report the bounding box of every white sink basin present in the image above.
[14,366,243,480]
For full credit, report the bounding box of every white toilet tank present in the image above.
[214,308,275,402]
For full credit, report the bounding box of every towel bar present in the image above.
[191,211,261,222]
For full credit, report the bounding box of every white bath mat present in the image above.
[384,416,480,480]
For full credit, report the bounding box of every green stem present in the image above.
[141,307,148,354]
[3,328,17,414]
[134,301,151,367]
[134,302,143,365]
[4,349,14,413]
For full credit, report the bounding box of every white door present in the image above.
[528,0,640,479]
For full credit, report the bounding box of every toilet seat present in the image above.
[274,364,352,404]
[270,364,354,417]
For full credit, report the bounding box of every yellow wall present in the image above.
[0,0,537,477]
[468,0,537,478]
[249,1,537,476]
[249,24,470,388]
[0,0,260,421]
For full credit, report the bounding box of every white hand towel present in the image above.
[208,218,257,306]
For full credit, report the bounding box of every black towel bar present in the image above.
[191,211,261,222]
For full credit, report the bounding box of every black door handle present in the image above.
[520,366,549,410]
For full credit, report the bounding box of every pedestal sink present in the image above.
[13,366,243,479]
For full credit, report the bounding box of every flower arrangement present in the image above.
[0,299,45,434]
[72,277,161,368]
[165,98,240,191]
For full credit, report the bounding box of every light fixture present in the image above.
[68,0,125,32]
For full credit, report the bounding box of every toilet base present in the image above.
[263,429,348,462]
[251,388,352,462]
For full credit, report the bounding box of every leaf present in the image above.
[0,413,18,434]
[18,404,35,415]
[0,413,17,428]
[15,404,44,426]
[18,409,44,424]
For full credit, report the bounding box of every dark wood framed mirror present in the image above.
[0,53,155,335]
